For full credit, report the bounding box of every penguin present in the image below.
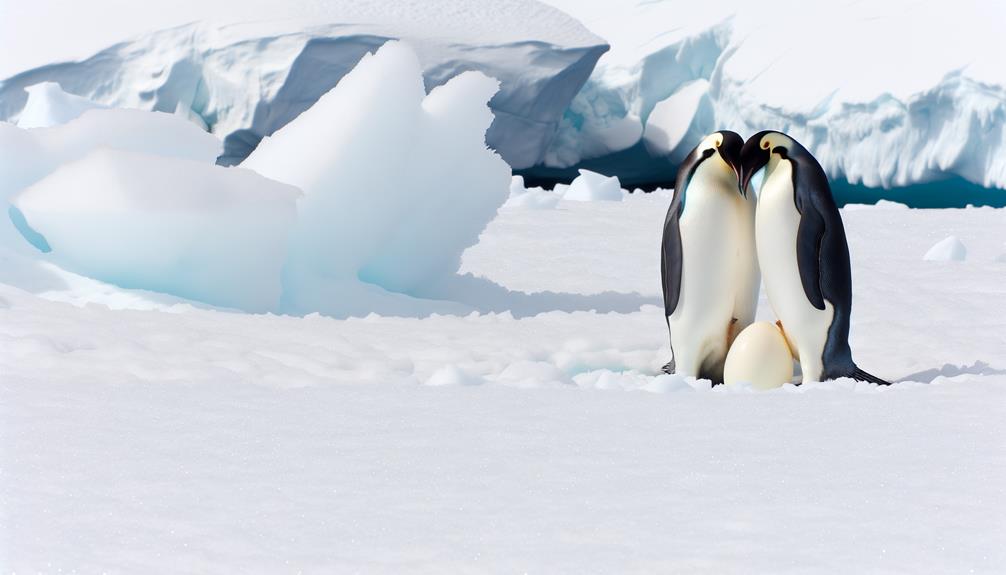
[661,131,759,383]
[739,130,890,385]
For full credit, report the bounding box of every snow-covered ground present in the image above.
[3,195,1004,572]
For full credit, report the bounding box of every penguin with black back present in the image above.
[661,131,760,384]
[739,130,890,385]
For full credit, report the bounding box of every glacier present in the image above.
[0,0,606,170]
[533,0,1006,203]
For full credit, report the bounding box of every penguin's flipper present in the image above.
[850,367,892,386]
[794,197,827,311]
[660,198,683,317]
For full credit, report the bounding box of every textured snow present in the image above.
[924,235,968,262]
[11,149,300,312]
[562,169,623,202]
[539,0,1006,195]
[0,0,606,170]
[2,197,1005,571]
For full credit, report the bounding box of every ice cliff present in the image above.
[536,0,1006,201]
[0,0,606,170]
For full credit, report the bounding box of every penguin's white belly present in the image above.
[756,162,834,382]
[668,190,742,378]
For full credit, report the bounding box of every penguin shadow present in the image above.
[898,361,1006,384]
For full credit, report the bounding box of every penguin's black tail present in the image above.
[850,366,892,386]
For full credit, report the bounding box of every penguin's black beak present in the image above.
[740,132,772,195]
[717,131,744,196]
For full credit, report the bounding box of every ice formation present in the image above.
[562,170,623,202]
[4,42,511,316]
[11,149,300,312]
[537,0,1006,197]
[923,235,968,262]
[0,107,222,248]
[242,42,511,316]
[0,0,606,170]
[16,82,105,129]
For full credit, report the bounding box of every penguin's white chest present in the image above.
[755,159,833,381]
[668,162,755,377]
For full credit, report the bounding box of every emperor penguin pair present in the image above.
[661,130,889,385]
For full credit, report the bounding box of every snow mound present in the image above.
[0,0,606,170]
[504,176,561,210]
[563,169,623,202]
[17,82,105,129]
[242,42,511,316]
[537,0,1006,196]
[426,365,485,387]
[923,235,968,262]
[11,149,300,312]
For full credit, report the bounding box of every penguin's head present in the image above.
[740,130,794,193]
[693,130,744,194]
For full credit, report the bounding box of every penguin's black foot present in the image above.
[661,360,676,375]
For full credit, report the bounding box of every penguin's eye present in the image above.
[761,141,770,150]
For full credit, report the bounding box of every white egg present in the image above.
[724,322,795,390]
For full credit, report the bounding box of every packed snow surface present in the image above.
[539,0,1006,195]
[3,195,1005,571]
[0,0,606,169]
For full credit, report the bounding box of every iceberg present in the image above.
[535,0,1006,201]
[0,107,222,248]
[6,42,511,317]
[11,149,300,312]
[16,82,105,129]
[0,0,607,170]
[243,42,511,317]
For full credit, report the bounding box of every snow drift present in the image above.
[0,0,606,170]
[535,0,1006,199]
[11,149,300,312]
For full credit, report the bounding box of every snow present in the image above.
[504,175,561,210]
[11,149,301,312]
[2,196,1005,571]
[242,42,510,316]
[562,169,623,202]
[924,235,968,262]
[16,82,105,129]
[0,0,606,170]
[538,0,1006,196]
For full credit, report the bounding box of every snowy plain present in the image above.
[3,194,1005,572]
